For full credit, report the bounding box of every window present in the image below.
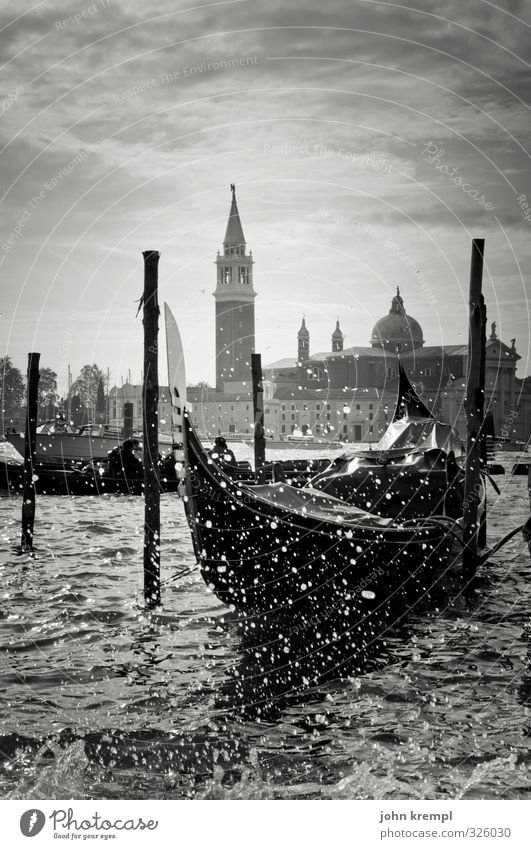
[281,425,286,434]
[316,404,321,411]
[281,414,285,421]
[291,414,295,421]
[369,404,373,410]
[265,408,270,414]
[369,413,373,420]
[356,404,360,410]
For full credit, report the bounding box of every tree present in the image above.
[70,364,105,421]
[95,377,106,423]
[38,367,58,418]
[68,393,85,427]
[0,356,25,431]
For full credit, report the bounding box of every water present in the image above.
[0,450,529,800]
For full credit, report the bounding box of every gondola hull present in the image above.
[183,416,456,615]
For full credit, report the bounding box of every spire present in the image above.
[332,318,344,352]
[223,183,246,251]
[297,317,310,361]
[298,316,310,338]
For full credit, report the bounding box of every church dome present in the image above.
[371,288,424,352]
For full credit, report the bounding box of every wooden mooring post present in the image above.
[21,352,40,552]
[463,238,486,580]
[142,250,161,608]
[251,353,266,480]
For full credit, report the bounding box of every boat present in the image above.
[0,458,182,497]
[0,428,182,497]
[307,362,471,520]
[6,420,174,465]
[6,421,123,465]
[487,436,529,454]
[182,410,456,614]
[261,433,344,451]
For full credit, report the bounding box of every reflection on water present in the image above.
[0,451,529,799]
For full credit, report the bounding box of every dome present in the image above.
[371,288,424,352]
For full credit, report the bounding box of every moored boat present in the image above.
[0,459,181,497]
[182,411,456,614]
[6,420,174,465]
[261,434,345,451]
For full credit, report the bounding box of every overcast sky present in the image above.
[1,0,530,391]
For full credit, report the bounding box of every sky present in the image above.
[1,0,530,393]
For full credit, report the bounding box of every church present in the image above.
[187,187,531,444]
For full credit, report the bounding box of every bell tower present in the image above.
[214,184,256,393]
[331,319,344,352]
[297,317,310,363]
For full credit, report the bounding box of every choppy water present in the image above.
[0,450,529,800]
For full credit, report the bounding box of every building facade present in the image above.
[264,289,531,443]
[111,191,530,447]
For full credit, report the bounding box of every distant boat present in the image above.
[487,435,528,454]
[261,433,344,451]
[6,420,173,465]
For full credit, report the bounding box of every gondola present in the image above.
[0,460,181,497]
[182,410,457,614]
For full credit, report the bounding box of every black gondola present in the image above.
[182,412,457,615]
[0,461,180,497]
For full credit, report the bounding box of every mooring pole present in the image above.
[251,353,266,480]
[21,352,40,552]
[478,295,488,548]
[463,238,486,580]
[142,250,161,608]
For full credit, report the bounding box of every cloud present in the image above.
[0,0,529,384]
